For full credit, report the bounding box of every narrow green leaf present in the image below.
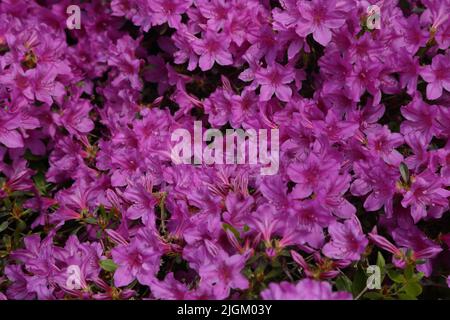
[387,269,405,283]
[399,162,410,183]
[0,221,9,233]
[222,223,241,241]
[99,259,118,272]
[376,252,386,282]
[376,252,385,269]
[84,217,98,224]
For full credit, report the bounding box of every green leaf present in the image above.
[404,265,414,280]
[376,252,385,269]
[246,252,262,265]
[33,172,47,194]
[363,292,384,300]
[98,205,107,217]
[16,219,26,232]
[99,259,118,272]
[0,221,9,233]
[2,234,11,249]
[222,223,241,241]
[84,217,98,224]
[0,211,10,219]
[403,282,422,298]
[376,252,386,282]
[387,269,405,283]
[406,248,413,259]
[397,293,416,300]
[336,275,353,293]
[352,267,367,297]
[399,162,410,184]
[264,268,282,281]
[415,272,424,280]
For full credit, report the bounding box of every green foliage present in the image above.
[358,251,425,300]
[100,259,118,272]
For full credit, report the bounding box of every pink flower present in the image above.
[199,250,249,299]
[254,62,295,102]
[351,159,398,216]
[0,158,35,198]
[53,100,94,137]
[0,111,23,148]
[400,94,440,140]
[0,65,65,106]
[287,151,339,199]
[420,54,450,100]
[322,217,368,261]
[112,229,164,287]
[249,203,282,243]
[295,0,346,46]
[401,170,450,223]
[261,279,352,300]
[172,25,199,71]
[193,29,233,71]
[368,231,406,268]
[365,125,404,166]
[122,173,157,223]
[151,0,192,29]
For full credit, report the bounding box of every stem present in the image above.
[355,286,369,300]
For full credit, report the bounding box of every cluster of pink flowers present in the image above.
[0,0,449,300]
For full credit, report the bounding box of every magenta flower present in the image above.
[122,173,157,223]
[0,112,24,148]
[112,229,163,287]
[199,250,249,299]
[398,15,428,55]
[0,158,35,198]
[287,152,340,199]
[322,217,368,261]
[294,0,346,46]
[346,61,382,104]
[53,100,94,137]
[193,29,233,71]
[150,273,193,300]
[0,65,65,106]
[400,95,440,140]
[261,279,352,300]
[197,0,231,31]
[397,52,421,96]
[254,62,295,102]
[172,25,199,71]
[365,125,404,166]
[420,54,450,100]
[151,0,193,29]
[351,160,398,216]
[401,170,450,223]
[1,0,450,301]
[368,231,406,268]
[249,203,282,244]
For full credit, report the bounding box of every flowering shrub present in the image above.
[0,0,449,300]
